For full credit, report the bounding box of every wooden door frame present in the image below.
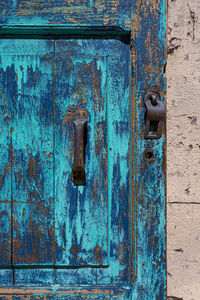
[0,0,166,298]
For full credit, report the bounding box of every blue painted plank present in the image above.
[5,54,55,266]
[14,269,55,285]
[56,268,97,285]
[55,39,131,283]
[0,40,54,55]
[0,269,12,285]
[131,0,167,298]
[0,41,56,286]
[0,294,131,300]
[0,0,132,29]
[0,57,12,268]
[96,39,132,285]
[0,288,132,299]
[0,39,57,285]
[54,52,108,266]
[0,116,10,203]
[0,204,11,266]
[0,40,55,285]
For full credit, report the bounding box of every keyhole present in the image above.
[143,149,155,164]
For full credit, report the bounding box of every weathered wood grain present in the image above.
[94,39,131,285]
[0,0,166,297]
[0,57,12,268]
[54,51,108,266]
[0,204,11,266]
[0,0,132,29]
[54,39,131,284]
[0,286,132,299]
[0,289,132,299]
[9,54,54,265]
[0,40,55,284]
[130,0,167,298]
[0,39,132,290]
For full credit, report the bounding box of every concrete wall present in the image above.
[167,0,200,299]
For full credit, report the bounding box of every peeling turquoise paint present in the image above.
[131,0,166,298]
[0,39,131,288]
[0,0,166,298]
[0,1,132,29]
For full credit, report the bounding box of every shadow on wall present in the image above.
[167,296,184,300]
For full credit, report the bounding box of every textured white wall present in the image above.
[167,0,200,299]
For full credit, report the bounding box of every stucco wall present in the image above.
[167,0,200,299]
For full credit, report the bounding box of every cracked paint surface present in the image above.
[0,0,166,298]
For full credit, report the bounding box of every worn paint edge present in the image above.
[0,286,132,295]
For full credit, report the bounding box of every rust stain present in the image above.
[28,157,38,178]
[4,164,10,174]
[47,152,53,158]
[94,244,103,265]
[131,0,142,39]
[9,143,14,164]
[15,168,22,186]
[10,127,14,134]
[22,207,26,218]
[0,165,10,189]
[145,0,160,14]
[70,245,80,262]
[63,106,87,126]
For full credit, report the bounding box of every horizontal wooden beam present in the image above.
[0,25,130,39]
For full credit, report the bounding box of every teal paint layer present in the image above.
[0,1,132,29]
[54,53,108,266]
[0,39,132,288]
[131,0,167,298]
[0,0,166,296]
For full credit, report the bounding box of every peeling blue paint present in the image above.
[0,0,166,298]
[0,0,132,29]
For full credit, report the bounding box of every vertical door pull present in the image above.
[64,106,88,186]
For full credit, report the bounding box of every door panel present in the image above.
[0,54,54,266]
[54,39,131,284]
[55,53,108,266]
[0,39,132,286]
[12,55,54,266]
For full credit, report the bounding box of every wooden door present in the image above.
[0,1,166,299]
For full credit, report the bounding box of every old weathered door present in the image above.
[0,1,166,299]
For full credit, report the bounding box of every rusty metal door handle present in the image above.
[72,116,87,185]
[64,106,88,186]
[144,92,165,139]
